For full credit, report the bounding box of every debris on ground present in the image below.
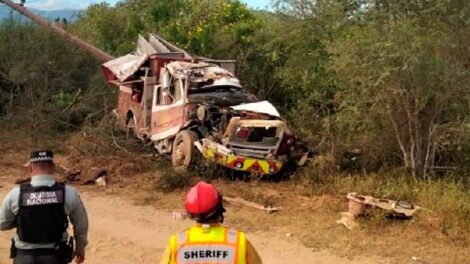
[411,256,428,263]
[64,169,82,182]
[80,167,108,185]
[337,192,421,229]
[95,176,107,186]
[336,212,360,230]
[12,154,139,186]
[223,196,282,213]
[53,156,82,182]
[172,211,187,221]
[55,151,145,185]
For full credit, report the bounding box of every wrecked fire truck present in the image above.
[0,0,308,177]
[102,35,308,176]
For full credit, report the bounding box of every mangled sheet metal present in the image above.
[166,61,212,78]
[149,33,191,58]
[137,34,157,56]
[166,61,235,79]
[195,55,237,75]
[232,101,281,117]
[223,118,286,140]
[337,192,421,229]
[195,117,287,175]
[166,61,242,89]
[222,118,286,160]
[149,34,171,53]
[103,34,180,83]
[196,139,233,156]
[103,33,239,84]
[102,53,147,82]
[102,35,156,82]
[149,33,235,73]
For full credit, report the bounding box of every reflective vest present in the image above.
[170,225,247,264]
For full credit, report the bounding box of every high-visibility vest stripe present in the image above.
[227,229,237,244]
[178,231,187,244]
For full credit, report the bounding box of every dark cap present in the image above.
[29,150,54,164]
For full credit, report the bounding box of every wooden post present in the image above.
[0,0,114,62]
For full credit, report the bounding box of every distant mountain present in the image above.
[34,8,81,21]
[0,6,81,22]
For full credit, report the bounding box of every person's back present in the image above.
[159,181,262,264]
[0,150,88,264]
[169,224,246,264]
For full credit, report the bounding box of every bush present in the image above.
[156,171,192,193]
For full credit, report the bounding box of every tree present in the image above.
[330,0,470,177]
[0,19,108,143]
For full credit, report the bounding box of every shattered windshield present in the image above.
[188,85,257,106]
[189,85,241,93]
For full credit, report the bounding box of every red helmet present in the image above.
[185,182,224,221]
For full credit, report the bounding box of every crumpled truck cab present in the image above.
[102,34,308,176]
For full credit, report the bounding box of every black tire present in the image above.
[171,130,198,171]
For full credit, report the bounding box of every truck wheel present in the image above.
[172,130,198,171]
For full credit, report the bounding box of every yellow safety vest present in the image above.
[169,225,247,264]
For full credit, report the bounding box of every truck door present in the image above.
[150,73,186,141]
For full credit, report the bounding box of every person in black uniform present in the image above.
[0,150,89,264]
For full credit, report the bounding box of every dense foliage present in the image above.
[1,0,470,178]
[0,19,112,142]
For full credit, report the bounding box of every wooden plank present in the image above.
[223,196,282,213]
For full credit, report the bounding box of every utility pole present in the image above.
[0,0,114,62]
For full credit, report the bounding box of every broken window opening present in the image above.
[233,127,278,143]
[131,83,143,103]
[162,88,174,105]
[154,78,183,106]
[170,77,182,102]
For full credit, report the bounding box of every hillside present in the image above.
[0,6,80,21]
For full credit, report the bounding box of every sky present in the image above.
[26,0,272,11]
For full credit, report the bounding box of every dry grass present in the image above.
[305,173,470,246]
[1,128,469,263]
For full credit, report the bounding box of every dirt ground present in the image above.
[0,134,468,264]
[0,140,383,264]
[0,181,387,264]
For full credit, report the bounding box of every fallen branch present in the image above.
[60,88,82,115]
[223,196,282,213]
[111,129,130,154]
[79,167,108,185]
